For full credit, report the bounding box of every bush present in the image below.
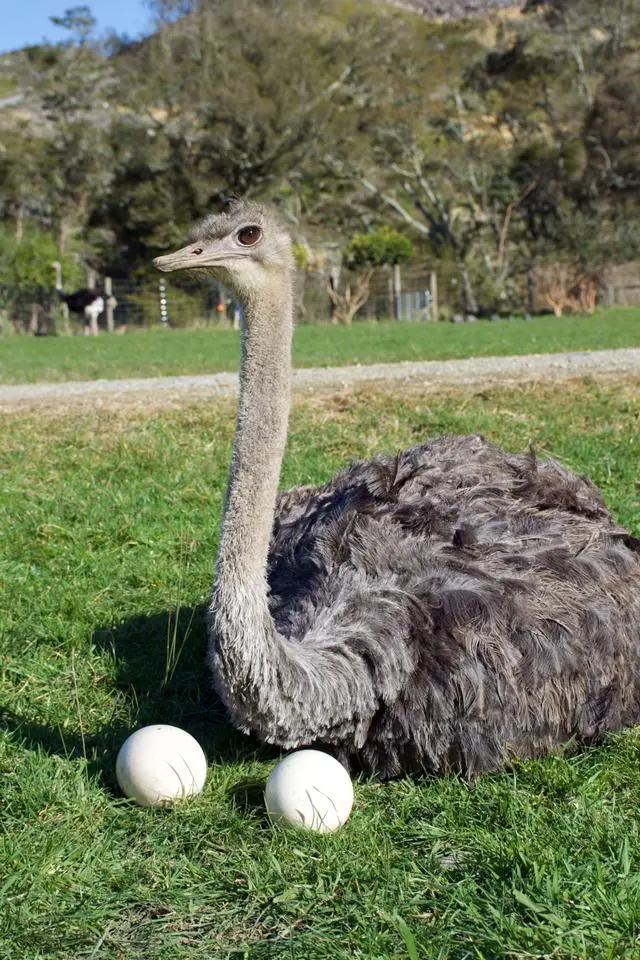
[344,227,414,270]
[0,228,84,306]
[0,228,89,334]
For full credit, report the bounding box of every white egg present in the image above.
[264,750,354,833]
[116,724,207,807]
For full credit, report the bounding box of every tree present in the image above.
[361,112,526,315]
[0,131,50,240]
[49,5,97,42]
[327,226,414,325]
[0,227,84,331]
[104,0,431,269]
[36,8,116,253]
[3,0,638,297]
[344,227,414,271]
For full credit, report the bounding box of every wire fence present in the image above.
[0,267,440,334]
[2,261,639,335]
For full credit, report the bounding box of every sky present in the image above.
[0,0,153,54]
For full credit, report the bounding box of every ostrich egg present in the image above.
[116,725,207,807]
[264,750,354,833]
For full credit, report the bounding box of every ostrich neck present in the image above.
[208,268,375,748]
[214,274,293,591]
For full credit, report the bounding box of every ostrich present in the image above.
[52,261,115,335]
[62,289,105,335]
[154,201,640,779]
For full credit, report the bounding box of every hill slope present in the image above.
[383,0,526,18]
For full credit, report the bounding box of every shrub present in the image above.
[0,228,83,304]
[344,227,414,270]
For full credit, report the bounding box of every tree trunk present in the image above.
[58,221,70,256]
[28,304,40,336]
[105,277,115,332]
[328,270,339,324]
[326,270,373,326]
[459,263,478,315]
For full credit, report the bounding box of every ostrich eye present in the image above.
[237,226,262,246]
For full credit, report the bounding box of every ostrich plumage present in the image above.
[269,437,640,777]
[60,288,104,315]
[154,201,640,779]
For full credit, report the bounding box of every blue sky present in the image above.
[0,0,153,54]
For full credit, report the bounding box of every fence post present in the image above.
[329,268,340,324]
[159,280,169,326]
[429,271,439,322]
[392,264,402,320]
[104,276,115,332]
[86,268,96,288]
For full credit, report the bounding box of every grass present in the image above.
[1,376,640,958]
[1,307,639,384]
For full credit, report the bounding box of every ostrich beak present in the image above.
[153,241,221,272]
[153,243,202,272]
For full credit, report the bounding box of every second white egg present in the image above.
[264,749,354,833]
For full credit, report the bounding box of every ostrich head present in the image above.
[153,201,294,299]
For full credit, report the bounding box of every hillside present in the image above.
[1,0,638,327]
[0,0,527,132]
[384,0,525,17]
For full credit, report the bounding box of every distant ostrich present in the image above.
[154,201,640,779]
[63,288,105,335]
[52,261,115,335]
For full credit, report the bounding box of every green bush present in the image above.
[344,227,414,270]
[0,228,84,308]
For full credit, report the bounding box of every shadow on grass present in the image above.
[228,778,270,818]
[1,603,280,788]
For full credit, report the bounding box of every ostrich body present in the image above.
[154,202,640,779]
[62,289,105,335]
[52,263,114,335]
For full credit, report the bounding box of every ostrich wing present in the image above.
[266,435,640,777]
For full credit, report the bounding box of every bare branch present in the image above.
[360,179,431,237]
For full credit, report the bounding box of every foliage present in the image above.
[0,227,83,306]
[39,18,116,254]
[0,0,639,314]
[328,226,414,325]
[344,227,414,270]
[49,5,98,41]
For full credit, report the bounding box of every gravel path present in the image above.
[1,347,640,409]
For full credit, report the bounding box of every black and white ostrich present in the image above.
[52,261,115,335]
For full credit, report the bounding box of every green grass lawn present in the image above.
[1,308,639,384]
[1,377,640,958]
